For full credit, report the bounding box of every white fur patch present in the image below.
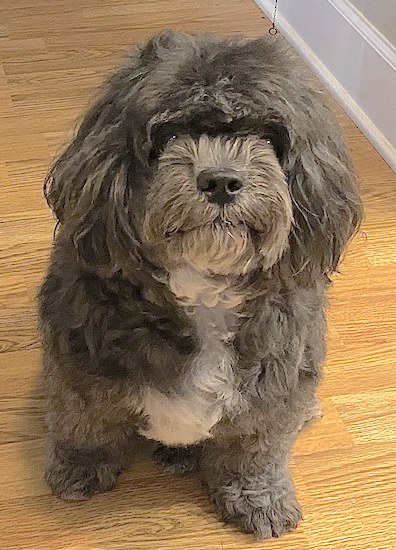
[138,288,243,446]
[168,265,244,308]
[138,387,222,446]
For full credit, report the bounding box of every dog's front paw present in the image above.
[209,473,302,539]
[45,441,120,501]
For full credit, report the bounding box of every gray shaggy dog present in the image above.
[39,31,362,539]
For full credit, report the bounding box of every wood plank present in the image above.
[0,0,395,548]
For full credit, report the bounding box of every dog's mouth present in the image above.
[164,219,261,239]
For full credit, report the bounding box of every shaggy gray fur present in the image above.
[39,31,362,540]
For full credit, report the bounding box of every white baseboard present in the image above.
[255,0,396,172]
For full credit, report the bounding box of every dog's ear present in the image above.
[248,38,362,281]
[44,30,188,273]
[281,108,362,281]
[44,52,153,274]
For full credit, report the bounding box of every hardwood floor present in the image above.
[0,1,395,549]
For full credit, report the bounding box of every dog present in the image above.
[39,31,362,539]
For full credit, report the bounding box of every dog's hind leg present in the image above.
[152,444,202,474]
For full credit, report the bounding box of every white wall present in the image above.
[255,0,396,171]
[349,0,396,45]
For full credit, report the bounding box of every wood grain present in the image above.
[0,1,395,549]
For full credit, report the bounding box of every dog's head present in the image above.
[45,31,362,282]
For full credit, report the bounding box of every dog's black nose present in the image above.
[197,169,244,205]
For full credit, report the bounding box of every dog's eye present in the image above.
[262,123,289,161]
[163,133,179,145]
[149,131,179,163]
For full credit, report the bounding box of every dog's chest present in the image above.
[167,265,244,308]
[138,272,241,446]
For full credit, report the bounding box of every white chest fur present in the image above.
[168,265,244,308]
[138,268,242,446]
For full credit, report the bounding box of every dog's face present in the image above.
[141,131,292,275]
[45,31,362,282]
